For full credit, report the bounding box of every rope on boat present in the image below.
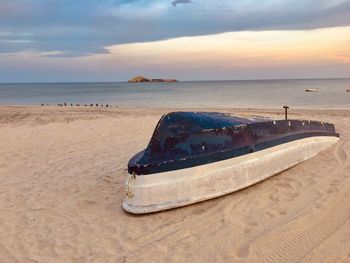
[126,172,136,198]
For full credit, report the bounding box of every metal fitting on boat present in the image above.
[283,105,290,120]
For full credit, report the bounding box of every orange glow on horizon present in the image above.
[105,27,350,67]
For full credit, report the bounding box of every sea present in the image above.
[0,79,349,108]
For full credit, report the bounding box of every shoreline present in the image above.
[2,104,350,110]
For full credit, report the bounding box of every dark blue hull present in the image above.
[128,112,339,175]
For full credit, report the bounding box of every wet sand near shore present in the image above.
[0,106,349,262]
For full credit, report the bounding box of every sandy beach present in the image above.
[0,105,349,262]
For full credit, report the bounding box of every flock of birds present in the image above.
[41,103,118,107]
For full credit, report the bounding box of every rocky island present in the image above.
[127,76,177,83]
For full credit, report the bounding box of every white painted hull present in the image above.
[123,136,339,214]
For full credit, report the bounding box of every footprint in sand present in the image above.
[283,192,300,201]
[268,193,280,202]
[237,244,250,258]
[327,189,334,194]
[331,179,340,186]
[266,211,275,218]
[244,227,252,234]
[279,210,287,215]
[248,220,258,227]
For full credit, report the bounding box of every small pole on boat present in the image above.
[283,105,289,120]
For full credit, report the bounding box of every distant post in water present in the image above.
[283,105,290,120]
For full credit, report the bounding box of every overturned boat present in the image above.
[123,112,339,214]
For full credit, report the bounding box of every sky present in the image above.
[0,0,350,82]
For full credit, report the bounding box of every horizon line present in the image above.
[1,77,350,85]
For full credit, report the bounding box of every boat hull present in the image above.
[123,136,339,214]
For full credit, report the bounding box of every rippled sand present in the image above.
[0,106,349,262]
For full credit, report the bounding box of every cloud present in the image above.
[2,27,350,83]
[171,0,192,7]
[0,0,349,57]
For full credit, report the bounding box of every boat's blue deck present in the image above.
[155,112,265,136]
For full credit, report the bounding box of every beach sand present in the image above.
[0,106,349,262]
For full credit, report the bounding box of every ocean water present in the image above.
[0,79,349,108]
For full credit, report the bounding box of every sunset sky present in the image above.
[0,0,350,82]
